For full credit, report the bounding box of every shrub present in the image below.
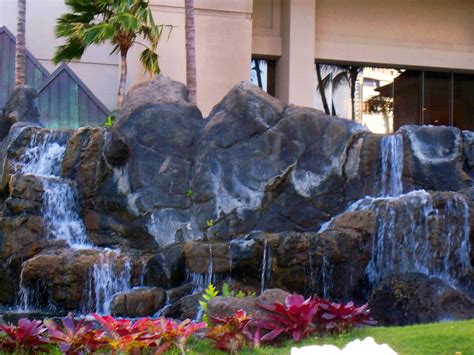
[0,318,48,353]
[316,299,377,332]
[255,294,320,342]
[155,318,206,355]
[45,313,105,353]
[207,309,253,354]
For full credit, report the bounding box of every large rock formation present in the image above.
[0,75,473,324]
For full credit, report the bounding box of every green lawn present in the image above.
[186,319,474,355]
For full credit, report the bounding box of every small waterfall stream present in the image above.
[380,134,404,197]
[83,250,132,315]
[260,239,272,293]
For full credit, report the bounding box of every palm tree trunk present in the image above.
[349,67,359,121]
[117,49,128,109]
[185,0,197,104]
[15,0,27,86]
[316,63,330,115]
[254,59,263,89]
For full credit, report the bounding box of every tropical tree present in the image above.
[251,59,264,90]
[185,0,197,104]
[53,0,167,109]
[316,64,363,120]
[316,63,330,115]
[15,0,27,86]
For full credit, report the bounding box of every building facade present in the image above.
[0,0,473,129]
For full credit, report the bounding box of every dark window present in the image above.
[423,71,451,126]
[393,71,422,130]
[453,73,474,131]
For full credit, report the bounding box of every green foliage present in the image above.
[222,282,256,298]
[104,115,115,128]
[185,189,193,197]
[199,283,219,313]
[53,0,172,75]
[206,219,215,227]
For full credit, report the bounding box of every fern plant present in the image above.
[199,283,219,324]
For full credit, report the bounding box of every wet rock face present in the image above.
[401,125,471,191]
[369,273,474,325]
[110,287,166,317]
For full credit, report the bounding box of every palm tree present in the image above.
[53,0,168,109]
[316,64,363,120]
[15,0,27,86]
[185,0,197,104]
[316,63,330,115]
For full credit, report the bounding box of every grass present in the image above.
[183,319,474,354]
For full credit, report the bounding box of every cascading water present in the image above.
[353,190,471,288]
[83,250,132,315]
[260,239,272,293]
[318,132,472,296]
[42,178,88,247]
[17,131,89,248]
[193,245,215,321]
[380,134,404,197]
[321,254,332,299]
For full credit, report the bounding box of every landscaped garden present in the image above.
[1,1,474,354]
[2,305,473,354]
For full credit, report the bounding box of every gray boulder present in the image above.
[1,86,44,133]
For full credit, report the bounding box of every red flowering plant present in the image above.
[44,313,105,353]
[91,313,158,352]
[0,318,48,353]
[155,317,207,355]
[254,294,320,343]
[315,299,377,332]
[207,309,253,354]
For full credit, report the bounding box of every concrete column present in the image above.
[277,0,316,107]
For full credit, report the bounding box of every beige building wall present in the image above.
[129,0,253,115]
[252,0,474,72]
[314,0,474,72]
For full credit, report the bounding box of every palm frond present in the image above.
[52,36,86,64]
[140,47,160,74]
[83,23,115,44]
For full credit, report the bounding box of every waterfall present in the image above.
[83,250,132,315]
[17,131,89,248]
[380,134,404,197]
[191,245,214,294]
[350,190,472,288]
[41,178,88,247]
[17,268,31,312]
[18,131,68,176]
[260,239,272,293]
[321,254,332,299]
